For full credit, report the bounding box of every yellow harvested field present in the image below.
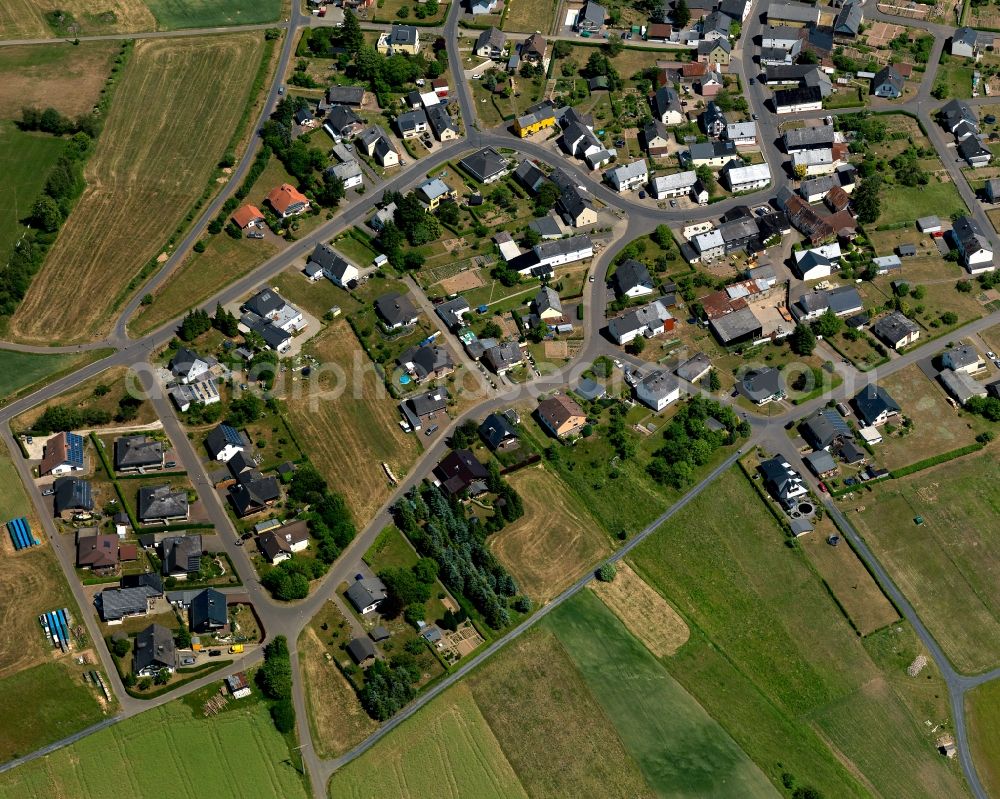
[299,626,377,758]
[491,464,610,604]
[590,561,690,658]
[0,0,155,39]
[284,321,421,526]
[0,42,120,119]
[9,34,265,344]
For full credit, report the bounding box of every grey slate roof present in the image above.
[138,485,188,522]
[53,477,93,514]
[611,259,653,297]
[459,147,508,183]
[161,535,202,576]
[134,623,175,674]
[346,577,388,612]
[114,435,163,470]
[478,413,519,449]
[852,384,901,425]
[375,292,418,327]
[190,588,228,631]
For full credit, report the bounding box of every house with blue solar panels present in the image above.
[205,423,250,463]
[39,431,85,476]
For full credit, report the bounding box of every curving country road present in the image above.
[2,0,1000,797]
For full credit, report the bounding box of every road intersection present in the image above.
[2,2,1000,797]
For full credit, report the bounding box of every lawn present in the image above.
[283,319,421,526]
[129,231,279,336]
[502,0,555,33]
[967,680,1000,799]
[876,365,990,471]
[371,0,449,24]
[799,517,899,635]
[0,696,308,798]
[8,33,266,344]
[0,42,119,119]
[628,467,969,799]
[877,177,968,225]
[298,601,377,759]
[0,0,155,39]
[328,683,528,799]
[851,447,1000,674]
[549,590,778,798]
[0,348,110,404]
[0,122,66,267]
[489,462,610,603]
[145,0,282,28]
[935,58,974,100]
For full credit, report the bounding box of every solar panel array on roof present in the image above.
[65,433,84,468]
[220,424,243,447]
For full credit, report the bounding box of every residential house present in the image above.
[783,123,835,153]
[852,384,901,426]
[762,25,804,51]
[189,588,227,634]
[376,24,420,55]
[229,469,280,517]
[605,160,648,193]
[76,532,120,571]
[293,105,316,127]
[134,624,176,677]
[435,296,470,330]
[532,286,564,322]
[395,108,429,140]
[986,178,1000,202]
[475,27,506,59]
[205,424,250,463]
[697,38,731,67]
[952,27,994,58]
[170,346,212,384]
[721,160,771,192]
[529,213,565,240]
[774,85,823,114]
[96,583,159,624]
[652,85,684,126]
[793,242,841,279]
[700,10,730,41]
[800,408,853,450]
[399,386,449,431]
[347,636,377,664]
[309,243,359,288]
[328,160,363,190]
[804,449,838,478]
[426,104,459,141]
[369,202,397,233]
[687,140,738,167]
[231,204,265,231]
[521,33,547,65]
[257,521,311,565]
[700,102,728,138]
[479,413,519,451]
[698,69,724,97]
[53,476,93,517]
[871,65,905,98]
[942,344,985,374]
[244,289,305,333]
[612,259,655,298]
[433,449,489,495]
[513,160,547,193]
[460,147,509,184]
[537,394,587,438]
[138,485,189,524]
[40,431,85,477]
[650,171,703,203]
[513,101,557,138]
[738,367,783,404]
[160,535,202,579]
[557,184,599,227]
[759,456,808,507]
[325,85,365,106]
[646,22,673,41]
[767,1,818,25]
[483,341,526,374]
[635,370,682,411]
[114,435,164,473]
[642,120,671,158]
[608,300,674,344]
[675,352,713,383]
[725,120,757,145]
[375,292,419,329]
[791,285,863,321]
[398,343,455,382]
[958,133,992,168]
[576,0,606,32]
[833,0,863,37]
[871,310,920,350]
[324,105,365,140]
[952,216,995,272]
[356,124,387,156]
[266,183,310,218]
[939,368,989,404]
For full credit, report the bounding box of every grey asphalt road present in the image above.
[2,1,1000,796]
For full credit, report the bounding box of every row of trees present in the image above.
[647,397,749,489]
[257,636,296,733]
[32,391,146,434]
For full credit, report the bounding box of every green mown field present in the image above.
[0,348,105,402]
[967,680,1000,799]
[548,591,778,799]
[145,0,282,28]
[0,699,308,798]
[629,467,969,799]
[852,449,1000,674]
[0,122,66,264]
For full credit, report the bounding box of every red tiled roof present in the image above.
[266,184,308,215]
[118,543,138,561]
[231,204,264,229]
[647,23,672,37]
[682,62,708,77]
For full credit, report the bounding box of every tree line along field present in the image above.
[7,33,265,345]
[0,0,280,39]
[627,468,969,799]
[0,443,110,761]
[851,447,1000,674]
[0,698,309,798]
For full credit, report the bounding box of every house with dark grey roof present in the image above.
[514,160,547,194]
[53,476,93,517]
[834,0,863,37]
[400,387,449,431]
[612,260,654,299]
[675,352,713,383]
[738,368,783,404]
[479,413,519,451]
[326,85,365,106]
[309,243,358,288]
[134,623,176,676]
[160,535,203,579]
[170,346,212,384]
[942,344,985,374]
[434,449,490,494]
[871,311,920,350]
[138,485,189,524]
[205,424,249,463]
[852,384,901,426]
[759,456,808,507]
[375,292,419,329]
[652,85,684,126]
[951,27,993,58]
[952,215,995,272]
[229,471,280,517]
[635,370,682,411]
[426,104,459,141]
[347,636,377,663]
[190,588,228,633]
[114,435,164,473]
[96,585,155,623]
[792,285,863,321]
[398,343,454,382]
[800,408,853,450]
[484,342,526,374]
[460,147,509,184]
[435,296,470,330]
[871,65,905,98]
[475,27,506,59]
[324,105,364,140]
[700,102,728,138]
[576,0,606,31]
[608,300,673,345]
[346,577,388,614]
[532,286,563,321]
